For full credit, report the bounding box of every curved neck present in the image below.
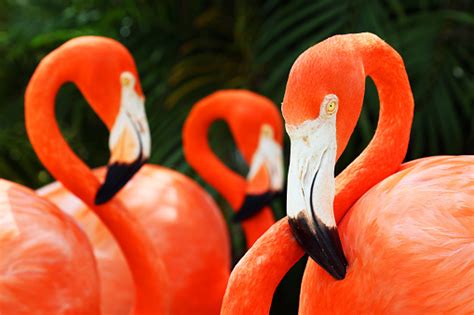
[334,35,414,222]
[183,103,245,208]
[25,61,168,314]
[221,218,304,314]
[183,100,275,247]
[221,35,415,313]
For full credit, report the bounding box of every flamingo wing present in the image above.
[0,179,100,314]
[300,155,474,313]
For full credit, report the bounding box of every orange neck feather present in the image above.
[183,91,277,247]
[222,218,302,314]
[183,100,246,208]
[221,34,414,313]
[334,34,414,222]
[25,45,169,313]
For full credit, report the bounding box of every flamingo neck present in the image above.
[221,218,304,314]
[334,35,414,222]
[183,102,273,247]
[25,61,169,314]
[222,36,415,313]
[183,103,245,207]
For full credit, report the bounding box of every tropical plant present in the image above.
[0,0,472,313]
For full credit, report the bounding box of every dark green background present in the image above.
[0,1,472,313]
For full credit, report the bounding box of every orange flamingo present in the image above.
[221,33,474,313]
[183,90,284,247]
[0,179,100,314]
[26,36,230,314]
[38,89,283,314]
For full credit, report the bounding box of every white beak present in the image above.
[95,71,151,205]
[286,94,347,280]
[234,124,284,222]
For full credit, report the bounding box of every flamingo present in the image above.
[221,33,474,313]
[37,89,284,314]
[25,36,230,314]
[182,90,284,247]
[0,179,100,314]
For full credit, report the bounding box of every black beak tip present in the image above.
[234,191,276,222]
[232,211,247,223]
[330,262,347,280]
[94,186,113,205]
[93,158,146,206]
[288,213,348,281]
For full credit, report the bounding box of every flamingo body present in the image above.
[24,37,280,314]
[38,165,230,315]
[221,34,473,314]
[0,179,100,314]
[301,155,474,313]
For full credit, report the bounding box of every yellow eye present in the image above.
[261,124,274,138]
[326,100,337,114]
[121,77,131,86]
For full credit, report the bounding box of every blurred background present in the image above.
[0,0,473,313]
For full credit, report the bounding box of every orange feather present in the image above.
[221,33,473,314]
[183,90,284,247]
[39,166,230,315]
[39,89,283,314]
[28,61,284,314]
[0,179,101,314]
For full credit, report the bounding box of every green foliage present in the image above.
[0,0,472,313]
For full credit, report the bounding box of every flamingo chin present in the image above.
[300,156,474,313]
[38,164,231,315]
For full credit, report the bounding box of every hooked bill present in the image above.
[234,124,284,222]
[95,72,151,205]
[286,94,348,280]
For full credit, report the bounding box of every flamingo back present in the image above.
[0,179,100,314]
[300,156,474,313]
[38,164,231,315]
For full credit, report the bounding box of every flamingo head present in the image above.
[219,91,284,222]
[233,122,284,222]
[282,34,367,280]
[55,36,151,205]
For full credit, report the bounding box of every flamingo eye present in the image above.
[326,100,337,114]
[120,72,135,87]
[121,77,131,86]
[261,124,274,138]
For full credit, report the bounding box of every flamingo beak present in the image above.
[234,125,284,222]
[95,72,151,205]
[233,166,279,222]
[285,101,347,280]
